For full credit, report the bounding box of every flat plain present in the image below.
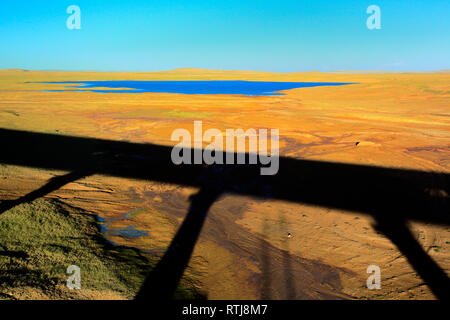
[0,69,448,299]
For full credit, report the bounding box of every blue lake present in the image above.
[44,80,353,96]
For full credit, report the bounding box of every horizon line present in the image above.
[1,67,450,74]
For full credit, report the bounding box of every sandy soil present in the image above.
[0,69,448,299]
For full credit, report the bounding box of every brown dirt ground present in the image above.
[0,69,448,299]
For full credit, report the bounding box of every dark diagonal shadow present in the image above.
[0,128,448,299]
[135,184,222,299]
[374,216,450,300]
[0,170,92,215]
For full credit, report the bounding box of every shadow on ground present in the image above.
[0,128,448,299]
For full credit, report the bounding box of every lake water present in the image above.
[44,80,353,96]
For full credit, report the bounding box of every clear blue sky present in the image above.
[0,0,448,72]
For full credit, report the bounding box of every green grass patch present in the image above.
[2,110,20,117]
[0,199,202,300]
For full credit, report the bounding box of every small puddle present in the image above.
[96,208,168,257]
[96,208,149,240]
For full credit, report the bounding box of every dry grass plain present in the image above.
[0,68,448,299]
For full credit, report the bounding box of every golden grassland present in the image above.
[0,69,449,299]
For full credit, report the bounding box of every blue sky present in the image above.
[0,0,448,72]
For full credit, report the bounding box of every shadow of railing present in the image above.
[0,128,448,299]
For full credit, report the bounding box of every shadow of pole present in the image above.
[135,185,222,300]
[0,128,448,299]
[374,216,450,300]
[0,170,91,215]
